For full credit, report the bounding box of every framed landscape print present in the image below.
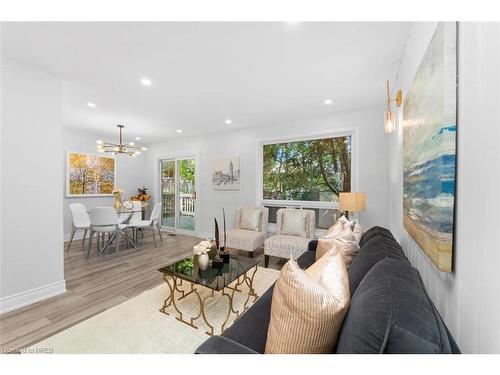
[66,152,116,197]
[212,157,240,190]
[403,22,457,272]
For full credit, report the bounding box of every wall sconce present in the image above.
[384,80,402,134]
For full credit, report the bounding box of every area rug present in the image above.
[29,267,279,354]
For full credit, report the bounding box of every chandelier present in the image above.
[96,125,147,157]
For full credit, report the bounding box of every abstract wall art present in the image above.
[403,22,457,272]
[66,152,116,197]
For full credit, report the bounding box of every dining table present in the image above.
[90,205,150,254]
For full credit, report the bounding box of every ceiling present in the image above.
[2,22,411,141]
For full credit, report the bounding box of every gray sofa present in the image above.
[195,226,460,354]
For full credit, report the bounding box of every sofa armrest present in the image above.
[308,240,318,253]
[195,336,259,354]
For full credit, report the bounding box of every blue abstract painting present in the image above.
[403,22,457,272]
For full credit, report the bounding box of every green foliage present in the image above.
[174,257,194,275]
[179,159,195,183]
[263,136,351,201]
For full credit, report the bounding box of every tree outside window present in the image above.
[263,135,352,202]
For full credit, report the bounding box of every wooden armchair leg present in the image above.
[264,255,269,268]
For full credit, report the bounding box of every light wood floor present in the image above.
[0,231,284,353]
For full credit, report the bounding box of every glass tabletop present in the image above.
[158,254,261,291]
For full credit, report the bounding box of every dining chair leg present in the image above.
[86,230,95,258]
[152,227,157,248]
[100,232,115,254]
[157,222,163,242]
[82,229,88,246]
[115,230,121,254]
[67,228,76,252]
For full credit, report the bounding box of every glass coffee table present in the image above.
[158,253,261,336]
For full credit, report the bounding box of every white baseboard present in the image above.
[0,280,67,315]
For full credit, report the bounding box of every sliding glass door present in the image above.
[160,158,196,233]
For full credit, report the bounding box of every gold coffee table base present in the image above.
[159,266,259,336]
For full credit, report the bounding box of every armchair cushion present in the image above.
[226,229,265,252]
[264,234,311,259]
[280,210,309,237]
[239,207,262,231]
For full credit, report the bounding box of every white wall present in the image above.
[62,128,150,239]
[0,58,66,314]
[387,22,500,353]
[148,105,388,239]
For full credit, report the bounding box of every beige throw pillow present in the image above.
[265,251,350,354]
[239,208,262,231]
[316,216,348,255]
[280,210,308,237]
[316,223,360,267]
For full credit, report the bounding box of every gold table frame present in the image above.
[159,265,259,336]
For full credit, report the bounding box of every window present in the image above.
[260,133,354,231]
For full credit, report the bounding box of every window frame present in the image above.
[256,128,359,236]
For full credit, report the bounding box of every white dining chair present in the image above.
[87,207,131,257]
[67,203,91,252]
[128,202,163,247]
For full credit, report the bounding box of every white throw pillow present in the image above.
[349,219,363,244]
[239,208,262,231]
[281,210,308,238]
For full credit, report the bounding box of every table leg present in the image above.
[243,266,259,312]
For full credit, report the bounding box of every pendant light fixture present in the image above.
[384,80,403,134]
[96,125,147,157]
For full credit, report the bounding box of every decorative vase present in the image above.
[198,252,209,271]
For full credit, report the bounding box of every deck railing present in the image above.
[180,193,195,217]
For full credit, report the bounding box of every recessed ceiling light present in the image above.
[135,137,141,141]
[87,102,96,108]
[176,129,183,134]
[225,119,232,124]
[140,78,152,86]
[96,140,103,144]
[324,99,333,105]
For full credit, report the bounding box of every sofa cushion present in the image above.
[359,226,395,247]
[297,250,316,269]
[336,258,454,354]
[221,284,274,353]
[348,235,409,295]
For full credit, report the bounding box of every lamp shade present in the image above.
[339,192,366,213]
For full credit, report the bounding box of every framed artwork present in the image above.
[212,157,240,190]
[66,152,116,197]
[403,22,457,272]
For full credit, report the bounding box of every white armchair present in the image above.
[225,207,269,258]
[264,208,315,267]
